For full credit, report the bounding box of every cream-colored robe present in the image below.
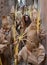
[18,43,45,65]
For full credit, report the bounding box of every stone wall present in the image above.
[0,0,15,28]
[0,0,14,20]
[0,0,9,19]
[26,0,34,6]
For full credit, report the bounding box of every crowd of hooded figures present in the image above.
[0,6,46,65]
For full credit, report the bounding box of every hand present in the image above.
[14,54,18,59]
[0,44,7,54]
[2,40,8,44]
[13,41,18,46]
[27,50,38,65]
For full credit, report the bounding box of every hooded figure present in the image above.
[0,16,14,65]
[18,29,45,65]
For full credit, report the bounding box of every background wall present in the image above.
[0,0,15,28]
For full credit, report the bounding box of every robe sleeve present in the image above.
[18,48,23,61]
[37,44,45,64]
